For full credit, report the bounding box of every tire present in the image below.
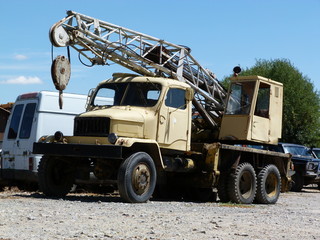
[256,165,281,204]
[117,152,156,203]
[228,162,256,204]
[291,171,304,192]
[38,156,75,197]
[217,172,230,202]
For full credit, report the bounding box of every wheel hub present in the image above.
[132,164,151,195]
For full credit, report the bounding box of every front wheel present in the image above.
[228,162,256,204]
[117,152,156,203]
[256,165,281,204]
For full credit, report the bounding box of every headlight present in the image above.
[108,133,118,144]
[54,131,64,142]
[306,162,319,171]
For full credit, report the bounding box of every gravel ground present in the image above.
[0,187,319,240]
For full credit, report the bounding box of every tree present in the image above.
[223,59,320,146]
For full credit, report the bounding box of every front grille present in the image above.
[74,117,110,136]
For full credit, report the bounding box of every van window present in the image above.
[165,88,186,109]
[19,103,36,139]
[7,104,24,139]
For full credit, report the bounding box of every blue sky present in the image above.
[1,0,319,103]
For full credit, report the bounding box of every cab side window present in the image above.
[165,88,186,109]
[254,83,270,118]
[7,104,24,139]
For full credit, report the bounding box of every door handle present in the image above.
[160,115,166,124]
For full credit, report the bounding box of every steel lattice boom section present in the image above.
[50,11,227,128]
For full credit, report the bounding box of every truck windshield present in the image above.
[92,82,162,107]
[225,82,255,115]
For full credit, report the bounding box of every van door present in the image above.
[2,102,37,171]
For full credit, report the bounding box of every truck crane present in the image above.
[33,11,292,204]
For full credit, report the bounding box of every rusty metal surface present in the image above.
[51,55,71,91]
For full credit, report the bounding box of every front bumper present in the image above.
[33,142,123,159]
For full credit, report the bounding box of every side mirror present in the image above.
[85,88,95,110]
[185,88,194,101]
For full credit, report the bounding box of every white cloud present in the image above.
[0,76,43,84]
[13,54,28,60]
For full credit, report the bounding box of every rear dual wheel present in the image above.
[226,163,281,204]
[228,162,257,204]
[256,164,281,204]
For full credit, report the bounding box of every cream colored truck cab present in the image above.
[219,75,283,144]
[71,73,193,152]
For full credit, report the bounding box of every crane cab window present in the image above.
[226,82,255,115]
[165,88,186,109]
[254,83,270,118]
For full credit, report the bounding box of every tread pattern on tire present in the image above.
[228,162,256,204]
[256,164,281,204]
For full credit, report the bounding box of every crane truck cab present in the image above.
[1,91,87,189]
[219,75,283,144]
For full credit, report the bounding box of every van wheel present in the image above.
[256,165,281,204]
[117,152,156,203]
[228,162,256,204]
[38,156,75,197]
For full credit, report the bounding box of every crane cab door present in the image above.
[156,87,191,152]
[251,83,270,142]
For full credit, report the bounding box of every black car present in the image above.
[268,143,320,191]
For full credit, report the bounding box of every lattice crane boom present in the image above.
[50,10,228,128]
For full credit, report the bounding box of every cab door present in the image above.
[156,87,191,151]
[251,82,270,142]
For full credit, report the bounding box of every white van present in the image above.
[0,91,87,189]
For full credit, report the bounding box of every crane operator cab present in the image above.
[219,75,283,145]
